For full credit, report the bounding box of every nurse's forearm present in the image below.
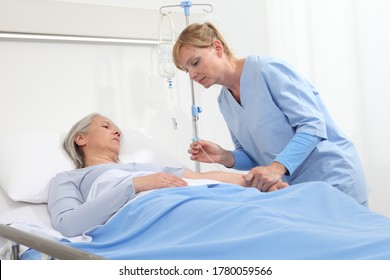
[231,149,258,170]
[274,132,321,175]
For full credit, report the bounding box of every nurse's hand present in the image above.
[243,162,287,192]
[188,139,234,167]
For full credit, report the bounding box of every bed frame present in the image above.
[0,223,104,260]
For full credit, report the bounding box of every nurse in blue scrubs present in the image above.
[173,22,369,205]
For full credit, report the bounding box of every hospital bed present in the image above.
[1,128,390,260]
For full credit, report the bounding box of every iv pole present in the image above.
[159,1,213,172]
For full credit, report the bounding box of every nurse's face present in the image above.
[178,43,224,88]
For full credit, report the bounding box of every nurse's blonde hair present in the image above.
[172,22,235,71]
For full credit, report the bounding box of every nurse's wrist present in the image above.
[271,161,287,176]
[222,151,235,168]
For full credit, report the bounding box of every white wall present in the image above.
[1,0,389,217]
[0,39,194,165]
[354,0,390,216]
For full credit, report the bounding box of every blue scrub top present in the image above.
[218,55,369,203]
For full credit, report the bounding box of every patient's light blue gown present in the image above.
[218,55,369,204]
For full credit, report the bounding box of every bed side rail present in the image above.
[0,223,105,260]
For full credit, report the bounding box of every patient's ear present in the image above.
[75,133,87,147]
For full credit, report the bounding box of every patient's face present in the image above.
[81,116,121,158]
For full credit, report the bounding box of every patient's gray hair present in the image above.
[63,113,101,169]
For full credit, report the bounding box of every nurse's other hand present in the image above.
[243,163,286,192]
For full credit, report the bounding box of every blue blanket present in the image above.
[66,182,390,259]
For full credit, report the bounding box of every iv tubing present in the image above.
[159,2,214,172]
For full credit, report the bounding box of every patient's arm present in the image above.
[181,170,288,191]
[182,169,246,186]
[48,174,136,237]
[133,172,188,193]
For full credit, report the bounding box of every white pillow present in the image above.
[0,129,183,204]
[0,132,73,203]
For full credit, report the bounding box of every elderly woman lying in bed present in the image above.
[48,113,288,238]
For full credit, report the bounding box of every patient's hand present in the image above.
[266,181,289,192]
[244,177,288,192]
[133,172,188,193]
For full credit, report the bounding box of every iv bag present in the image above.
[157,13,177,80]
[157,42,176,79]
